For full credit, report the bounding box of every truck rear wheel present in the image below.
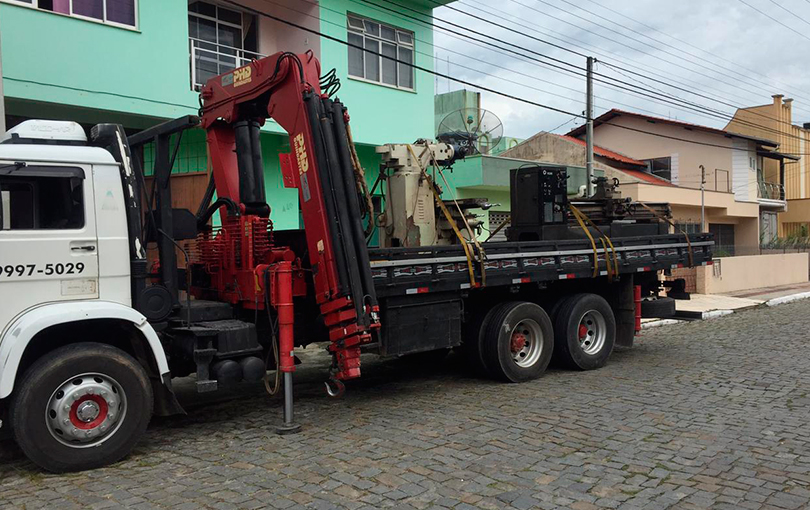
[553,293,616,370]
[461,305,500,376]
[10,342,153,472]
[482,302,554,382]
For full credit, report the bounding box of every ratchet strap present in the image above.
[637,202,694,267]
[569,205,600,278]
[569,204,620,280]
[435,165,487,287]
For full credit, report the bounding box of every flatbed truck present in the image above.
[0,51,711,472]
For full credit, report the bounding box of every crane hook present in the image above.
[324,377,345,398]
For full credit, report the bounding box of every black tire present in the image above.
[10,342,153,473]
[547,298,566,323]
[482,301,554,382]
[553,293,616,371]
[461,305,500,376]
[640,297,676,318]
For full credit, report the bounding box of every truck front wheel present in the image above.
[10,342,153,472]
[553,294,616,370]
[482,302,554,382]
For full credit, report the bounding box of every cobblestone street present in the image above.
[3,300,810,510]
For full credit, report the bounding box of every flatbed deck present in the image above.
[369,233,712,297]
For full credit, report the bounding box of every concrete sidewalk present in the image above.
[642,281,810,328]
[725,281,810,302]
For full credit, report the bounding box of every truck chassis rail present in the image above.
[368,233,712,297]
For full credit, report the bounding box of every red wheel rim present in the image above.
[69,394,109,430]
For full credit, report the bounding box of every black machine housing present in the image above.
[507,165,569,241]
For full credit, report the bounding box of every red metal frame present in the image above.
[195,52,378,380]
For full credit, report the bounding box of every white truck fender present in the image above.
[0,301,170,399]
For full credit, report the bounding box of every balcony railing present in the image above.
[190,38,265,90]
[758,181,785,201]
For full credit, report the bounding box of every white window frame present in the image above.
[347,13,415,91]
[2,0,139,30]
[189,1,245,42]
[188,1,263,90]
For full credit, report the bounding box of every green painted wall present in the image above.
[143,128,209,175]
[1,0,436,145]
[260,134,300,230]
[1,0,438,229]
[435,89,480,135]
[0,0,199,120]
[320,0,435,145]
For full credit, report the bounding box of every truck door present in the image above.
[0,164,99,331]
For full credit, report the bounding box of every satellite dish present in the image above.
[436,108,504,156]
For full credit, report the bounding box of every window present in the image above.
[673,222,701,235]
[6,0,137,28]
[642,157,672,181]
[0,170,85,230]
[713,168,730,192]
[347,14,414,90]
[189,0,260,90]
[709,223,735,256]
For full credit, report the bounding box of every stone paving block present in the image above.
[3,302,810,509]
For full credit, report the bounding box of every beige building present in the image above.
[563,109,789,255]
[500,131,672,188]
[726,95,809,237]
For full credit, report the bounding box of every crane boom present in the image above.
[198,51,379,382]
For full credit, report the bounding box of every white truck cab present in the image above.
[0,120,171,472]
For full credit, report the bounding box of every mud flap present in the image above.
[152,374,186,417]
[610,275,636,349]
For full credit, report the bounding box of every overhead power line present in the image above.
[765,0,810,27]
[545,116,581,134]
[268,0,810,148]
[582,0,810,102]
[458,0,810,125]
[234,0,810,156]
[738,0,810,42]
[268,0,810,149]
[398,0,810,144]
[484,0,810,112]
[422,0,810,143]
[547,0,810,106]
[266,0,708,122]
[462,0,810,117]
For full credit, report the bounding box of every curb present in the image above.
[701,309,734,319]
[643,291,810,330]
[766,291,810,307]
[641,319,681,329]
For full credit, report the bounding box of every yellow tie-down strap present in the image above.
[405,144,482,287]
[569,204,619,280]
[636,202,694,267]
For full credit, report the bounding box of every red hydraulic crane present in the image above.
[195,51,380,425]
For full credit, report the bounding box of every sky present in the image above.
[432,0,810,140]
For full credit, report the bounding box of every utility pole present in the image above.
[0,15,6,135]
[585,56,595,197]
[700,165,706,231]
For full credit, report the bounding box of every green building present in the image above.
[0,0,455,229]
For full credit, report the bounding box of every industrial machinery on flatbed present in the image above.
[0,51,711,472]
